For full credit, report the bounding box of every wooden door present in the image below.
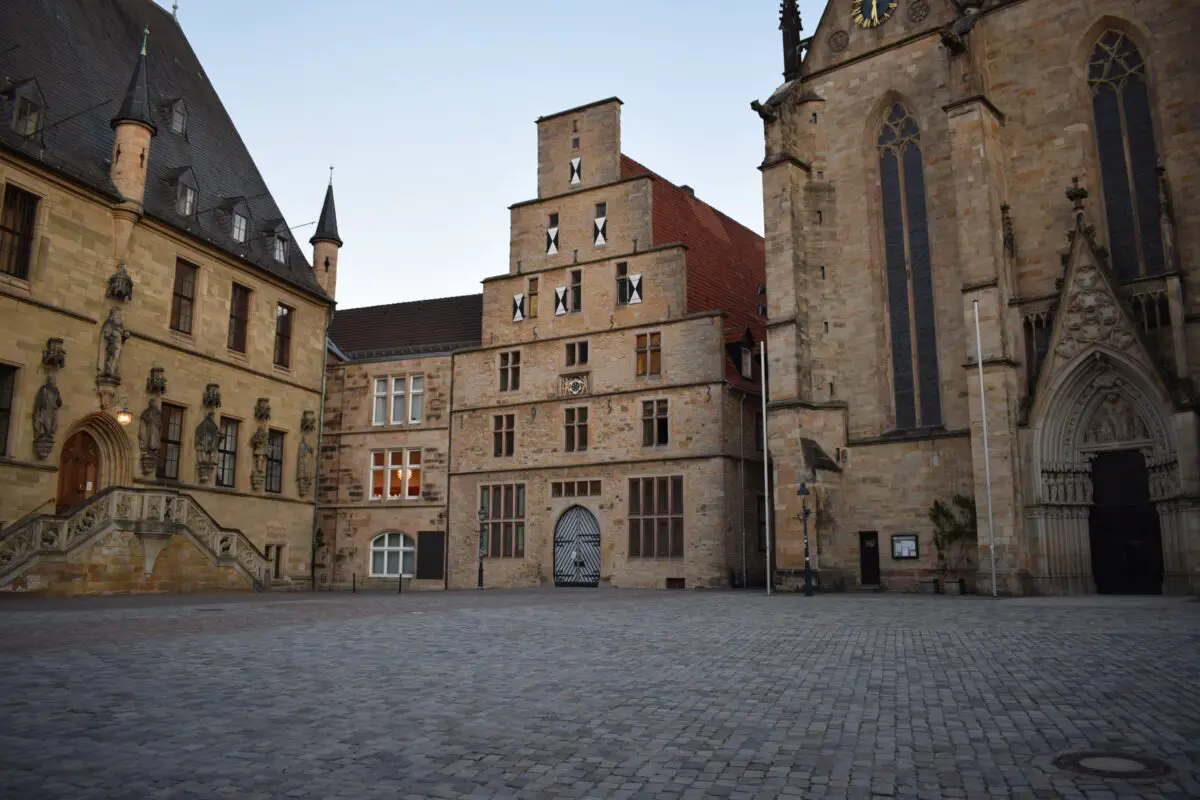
[859,531,881,585]
[56,431,98,514]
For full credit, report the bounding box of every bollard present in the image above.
[398,573,403,594]
[352,572,356,594]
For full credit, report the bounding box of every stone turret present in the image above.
[109,27,156,207]
[309,178,342,299]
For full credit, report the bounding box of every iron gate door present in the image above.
[554,506,601,587]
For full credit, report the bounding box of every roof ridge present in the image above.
[334,292,484,314]
[621,153,763,241]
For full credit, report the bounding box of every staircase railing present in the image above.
[0,487,271,590]
[0,497,55,537]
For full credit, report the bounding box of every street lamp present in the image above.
[477,503,487,591]
[796,483,813,597]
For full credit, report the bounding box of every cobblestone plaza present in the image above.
[0,591,1197,799]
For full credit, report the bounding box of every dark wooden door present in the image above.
[859,531,881,585]
[56,431,98,514]
[1089,450,1163,594]
[416,531,446,580]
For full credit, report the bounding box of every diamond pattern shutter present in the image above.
[628,273,643,304]
[569,157,582,186]
[512,293,525,323]
[546,225,559,256]
[554,286,568,316]
[593,215,607,247]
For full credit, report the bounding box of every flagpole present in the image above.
[759,341,772,596]
[973,299,998,598]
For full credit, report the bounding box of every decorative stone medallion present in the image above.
[907,0,930,23]
[829,30,850,52]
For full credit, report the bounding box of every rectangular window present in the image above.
[757,495,767,552]
[171,105,187,135]
[216,417,239,488]
[390,376,406,424]
[372,375,424,425]
[754,412,764,451]
[0,364,15,456]
[0,184,38,280]
[409,375,424,423]
[642,400,668,447]
[273,235,289,264]
[528,277,539,318]
[499,351,520,392]
[369,448,422,500]
[635,332,662,376]
[493,413,515,457]
[551,480,601,498]
[616,262,630,305]
[176,184,196,216]
[157,403,185,480]
[565,407,588,453]
[14,97,41,137]
[741,347,754,380]
[232,212,248,243]
[570,269,582,312]
[628,475,684,559]
[170,259,197,334]
[565,341,589,367]
[227,283,250,352]
[273,303,293,368]
[480,483,526,558]
[265,430,285,493]
[373,378,388,426]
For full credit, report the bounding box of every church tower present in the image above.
[310,180,342,299]
[109,28,156,207]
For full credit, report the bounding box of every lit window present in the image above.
[635,332,662,376]
[176,184,196,216]
[370,532,415,577]
[232,212,248,243]
[369,449,422,500]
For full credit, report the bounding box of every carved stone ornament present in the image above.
[941,0,982,55]
[829,30,849,53]
[42,337,66,370]
[253,398,271,423]
[194,410,221,484]
[96,306,130,409]
[145,366,167,396]
[1082,392,1150,446]
[296,434,314,497]
[202,383,222,410]
[106,262,134,303]
[32,372,63,460]
[138,397,162,475]
[300,410,316,433]
[249,426,269,492]
[1001,203,1017,260]
[907,0,930,23]
[560,373,590,398]
[1054,262,1136,360]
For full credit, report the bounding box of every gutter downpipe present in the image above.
[444,351,456,591]
[310,306,333,592]
[738,389,747,589]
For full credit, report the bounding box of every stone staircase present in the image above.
[0,487,271,592]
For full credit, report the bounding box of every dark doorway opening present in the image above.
[57,431,98,514]
[859,530,881,585]
[1089,449,1163,594]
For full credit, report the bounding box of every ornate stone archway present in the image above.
[1028,348,1187,593]
[60,412,135,494]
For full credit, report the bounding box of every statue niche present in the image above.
[194,384,222,484]
[1082,392,1150,446]
[296,410,316,496]
[138,397,162,475]
[96,307,131,410]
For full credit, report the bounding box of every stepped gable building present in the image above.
[756,0,1198,595]
[320,293,483,590]
[0,0,336,594]
[447,97,769,591]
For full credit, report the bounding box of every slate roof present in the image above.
[328,294,484,361]
[0,0,330,302]
[311,183,341,246]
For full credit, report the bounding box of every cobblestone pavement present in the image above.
[0,590,1197,799]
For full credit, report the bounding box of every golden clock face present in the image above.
[851,0,898,28]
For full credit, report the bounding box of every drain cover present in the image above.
[1052,751,1172,779]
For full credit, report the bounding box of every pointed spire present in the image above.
[310,175,342,247]
[111,27,157,134]
[780,0,803,81]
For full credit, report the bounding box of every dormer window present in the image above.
[169,99,188,135]
[14,97,41,137]
[741,347,754,380]
[273,234,289,264]
[176,183,196,216]
[232,212,248,243]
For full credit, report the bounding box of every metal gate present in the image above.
[553,506,601,587]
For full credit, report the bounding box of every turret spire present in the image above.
[111,26,156,134]
[310,178,342,247]
[780,0,803,81]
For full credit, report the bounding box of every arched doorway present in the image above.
[57,431,99,513]
[554,506,600,587]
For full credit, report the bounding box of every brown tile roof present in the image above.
[328,294,483,360]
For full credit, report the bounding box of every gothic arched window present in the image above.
[1088,31,1164,280]
[878,103,941,430]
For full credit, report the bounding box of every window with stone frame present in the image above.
[877,103,941,430]
[642,400,668,447]
[157,403,185,480]
[371,375,424,426]
[227,283,251,352]
[265,430,285,493]
[499,351,520,392]
[231,212,248,243]
[169,259,197,334]
[564,406,588,453]
[0,364,15,456]
[527,276,539,318]
[635,332,662,376]
[493,413,515,457]
[570,269,582,312]
[481,483,526,558]
[369,448,423,500]
[551,479,602,498]
[370,532,415,577]
[216,417,239,488]
[628,476,684,558]
[616,262,632,305]
[273,303,294,369]
[565,340,589,367]
[0,184,38,280]
[1088,31,1166,281]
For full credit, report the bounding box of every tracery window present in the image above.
[1088,31,1164,281]
[877,103,941,430]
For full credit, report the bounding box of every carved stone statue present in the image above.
[250,427,269,491]
[138,397,162,475]
[195,411,221,484]
[33,373,63,460]
[106,263,134,303]
[296,436,314,497]
[99,307,130,380]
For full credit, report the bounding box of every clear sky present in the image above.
[154,1,826,310]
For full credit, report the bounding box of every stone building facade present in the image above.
[320,99,768,592]
[757,0,1199,595]
[0,0,335,594]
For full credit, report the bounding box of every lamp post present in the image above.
[797,483,813,597]
[477,503,487,591]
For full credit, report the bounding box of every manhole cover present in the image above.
[1052,751,1172,779]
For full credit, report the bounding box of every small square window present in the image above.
[566,341,589,367]
[595,202,607,218]
[232,212,248,243]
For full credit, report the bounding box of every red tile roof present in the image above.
[621,155,766,392]
[328,294,483,360]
